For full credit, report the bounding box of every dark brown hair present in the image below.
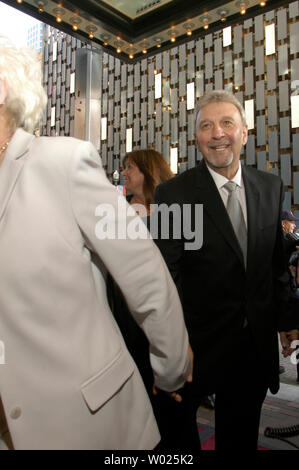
[123,149,173,209]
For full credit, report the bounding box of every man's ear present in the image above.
[242,124,248,146]
[0,79,8,105]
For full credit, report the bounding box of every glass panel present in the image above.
[291,95,299,128]
[265,24,275,56]
[155,73,162,99]
[170,147,178,174]
[187,82,195,111]
[126,128,133,153]
[245,100,254,130]
[223,26,232,47]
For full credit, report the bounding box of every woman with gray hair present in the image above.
[0,38,191,449]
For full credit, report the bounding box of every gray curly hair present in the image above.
[0,36,47,133]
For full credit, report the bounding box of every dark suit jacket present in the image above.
[155,160,292,395]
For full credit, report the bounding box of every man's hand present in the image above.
[153,344,194,403]
[280,329,299,357]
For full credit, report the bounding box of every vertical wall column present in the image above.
[74,48,102,150]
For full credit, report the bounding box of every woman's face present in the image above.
[123,160,144,194]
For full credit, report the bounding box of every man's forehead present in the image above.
[197,101,242,123]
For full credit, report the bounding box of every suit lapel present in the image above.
[0,128,34,223]
[242,166,260,274]
[194,161,244,265]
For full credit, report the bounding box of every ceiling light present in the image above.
[86,25,97,39]
[100,34,111,46]
[16,0,23,3]
[53,8,64,23]
[202,17,209,30]
[70,17,81,31]
[35,0,46,12]
[183,22,194,37]
[218,9,228,22]
[170,33,176,42]
[260,0,266,6]
[116,45,121,53]
[154,37,162,48]
[129,52,134,59]
[239,2,247,15]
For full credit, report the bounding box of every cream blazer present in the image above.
[0,129,190,450]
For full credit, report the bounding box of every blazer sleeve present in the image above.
[67,140,190,392]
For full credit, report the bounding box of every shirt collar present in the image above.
[206,162,243,191]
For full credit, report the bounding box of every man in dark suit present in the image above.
[155,90,298,450]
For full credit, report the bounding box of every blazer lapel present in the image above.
[242,166,260,274]
[0,128,34,223]
[194,161,245,265]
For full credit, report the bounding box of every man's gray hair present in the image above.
[195,90,247,128]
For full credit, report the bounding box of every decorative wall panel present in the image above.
[42,2,299,209]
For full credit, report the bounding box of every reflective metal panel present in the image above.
[244,33,253,62]
[267,60,277,90]
[245,66,254,96]
[215,69,223,91]
[163,52,170,77]
[163,109,170,136]
[268,95,278,126]
[257,151,267,172]
[256,115,266,146]
[214,39,222,66]
[234,25,243,54]
[171,88,178,113]
[179,70,186,97]
[205,52,213,79]
[246,134,255,165]
[187,53,195,80]
[280,117,290,148]
[293,134,299,165]
[254,14,264,41]
[280,154,291,186]
[256,80,265,110]
[156,102,162,128]
[134,62,140,87]
[224,51,233,79]
[171,59,178,85]
[294,172,299,204]
[279,80,289,112]
[277,9,288,40]
[196,39,204,67]
[290,22,299,54]
[179,44,186,68]
[278,45,289,76]
[234,58,243,87]
[268,131,278,162]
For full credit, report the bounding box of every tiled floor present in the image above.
[196,350,299,451]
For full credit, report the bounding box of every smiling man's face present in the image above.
[195,101,248,177]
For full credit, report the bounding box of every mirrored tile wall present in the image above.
[41,1,299,211]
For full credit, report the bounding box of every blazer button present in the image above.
[10,407,22,420]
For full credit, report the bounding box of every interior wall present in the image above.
[41,1,299,214]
